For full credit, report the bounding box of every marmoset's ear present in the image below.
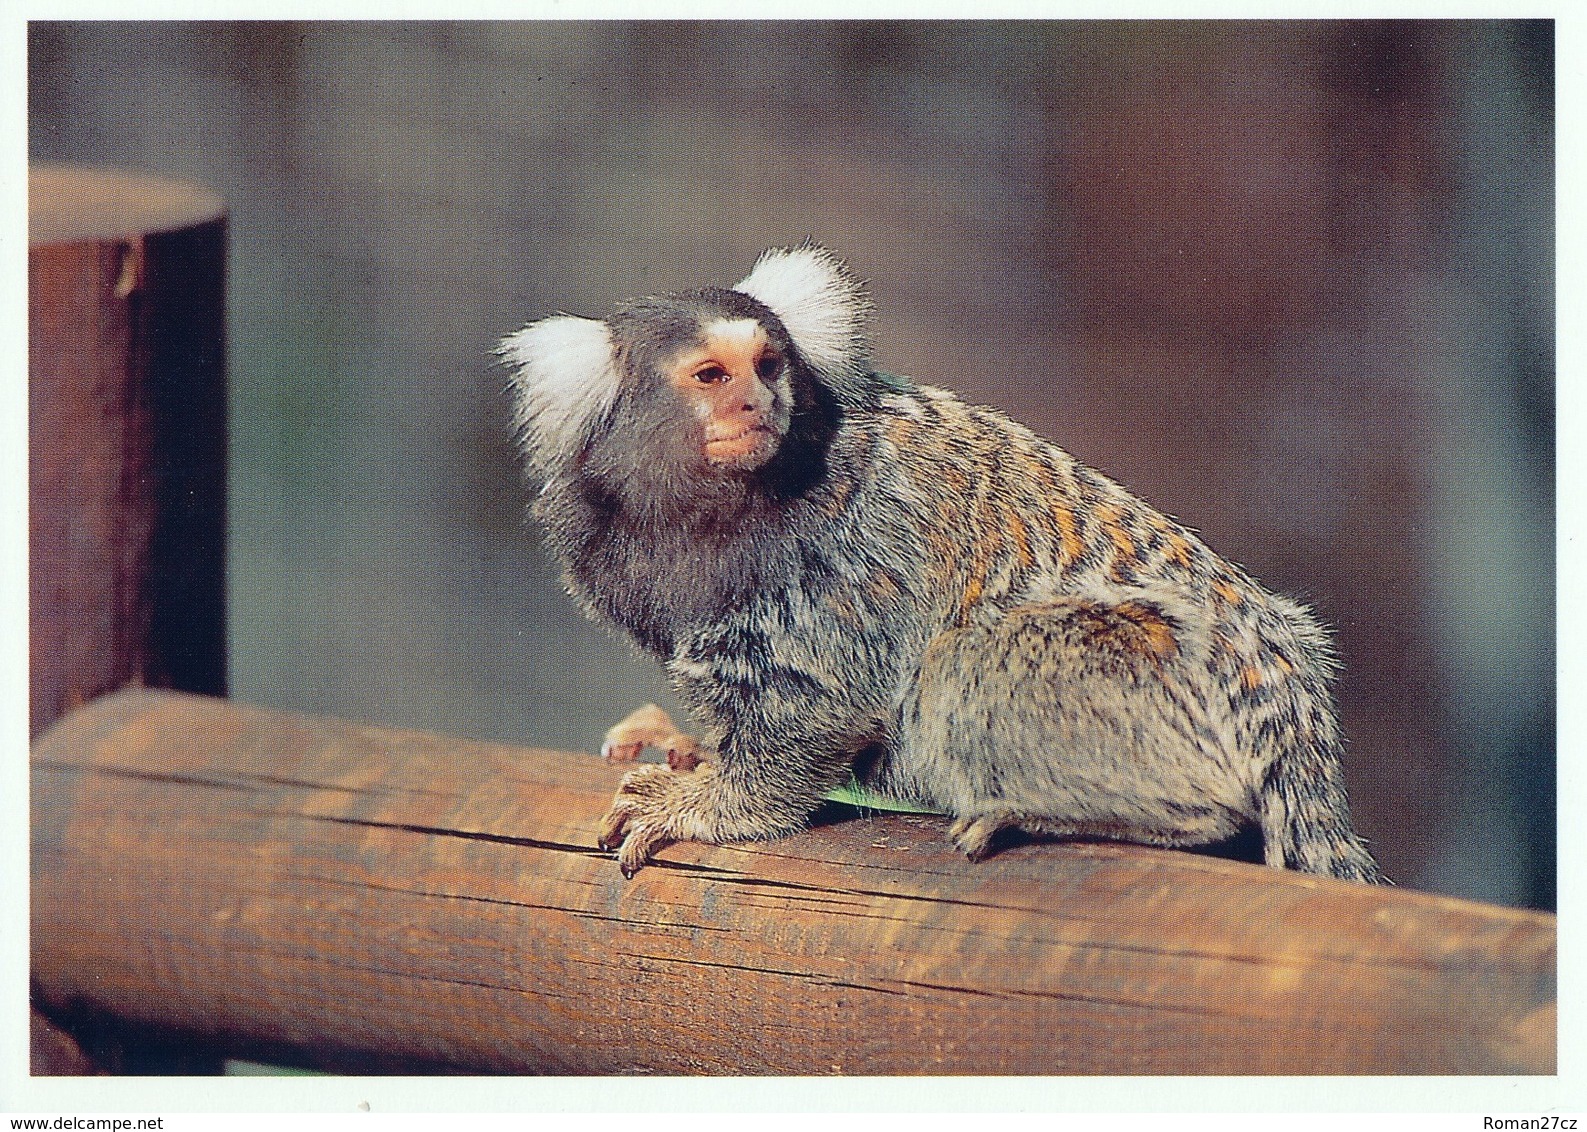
[498,315,620,473]
[734,245,871,392]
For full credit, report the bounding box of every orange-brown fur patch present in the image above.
[1212,578,1245,606]
[1007,509,1036,570]
[1095,502,1141,581]
[1023,458,1085,567]
[1142,512,1195,569]
[886,416,919,451]
[1095,503,1137,559]
[1077,601,1180,666]
[1053,500,1084,565]
[938,463,972,497]
[1112,601,1181,661]
[1162,531,1194,569]
[953,497,1000,626]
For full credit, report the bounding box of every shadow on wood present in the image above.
[31,689,1555,1075]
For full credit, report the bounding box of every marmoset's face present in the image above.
[661,316,793,473]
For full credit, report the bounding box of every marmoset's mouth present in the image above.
[704,424,776,465]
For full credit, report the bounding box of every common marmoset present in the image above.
[500,245,1383,883]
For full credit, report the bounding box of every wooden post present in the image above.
[32,689,1555,1076]
[28,165,228,738]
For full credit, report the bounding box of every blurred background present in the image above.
[28,20,1553,908]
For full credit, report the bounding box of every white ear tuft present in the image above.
[734,246,871,389]
[498,315,619,473]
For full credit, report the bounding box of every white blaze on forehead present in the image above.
[700,317,768,346]
[676,317,775,373]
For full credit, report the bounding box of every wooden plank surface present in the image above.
[31,689,1555,1075]
[30,164,224,246]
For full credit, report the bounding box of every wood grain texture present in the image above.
[32,689,1555,1076]
[28,166,227,736]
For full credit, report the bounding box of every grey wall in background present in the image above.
[29,20,1554,906]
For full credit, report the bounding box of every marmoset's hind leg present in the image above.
[898,595,1254,861]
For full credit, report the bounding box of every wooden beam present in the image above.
[31,689,1555,1075]
[28,165,228,737]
